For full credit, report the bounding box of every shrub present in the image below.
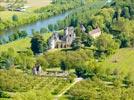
[0,90,10,98]
[12,15,19,21]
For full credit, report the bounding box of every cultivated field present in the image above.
[12,77,71,100]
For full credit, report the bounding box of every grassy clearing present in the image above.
[0,37,30,52]
[0,32,52,52]
[101,48,134,74]
[0,11,36,21]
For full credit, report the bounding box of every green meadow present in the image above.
[0,32,52,52]
[101,48,134,75]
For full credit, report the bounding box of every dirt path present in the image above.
[54,78,83,100]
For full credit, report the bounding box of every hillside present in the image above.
[101,48,134,75]
[0,0,134,100]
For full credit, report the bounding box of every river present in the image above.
[0,0,110,41]
[0,11,71,40]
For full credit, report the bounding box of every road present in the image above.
[54,78,83,100]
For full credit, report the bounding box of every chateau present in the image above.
[48,27,76,49]
[80,24,101,38]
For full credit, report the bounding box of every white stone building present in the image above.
[48,27,76,49]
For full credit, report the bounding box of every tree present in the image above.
[13,33,19,40]
[70,17,78,27]
[36,56,48,71]
[40,28,48,34]
[54,24,59,31]
[60,60,68,71]
[57,20,65,29]
[75,25,82,37]
[113,8,120,21]
[91,15,105,29]
[71,37,81,50]
[95,34,119,55]
[130,35,134,47]
[75,64,87,78]
[0,48,16,69]
[75,59,98,78]
[80,0,85,6]
[31,35,47,54]
[43,41,48,52]
[121,7,130,19]
[117,33,130,48]
[9,35,15,42]
[130,5,134,19]
[67,73,77,83]
[14,50,36,70]
[19,30,28,38]
[0,40,2,45]
[0,90,10,98]
[48,24,54,31]
[12,14,18,21]
[51,0,56,4]
[86,25,92,33]
[81,33,94,47]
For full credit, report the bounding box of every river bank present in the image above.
[0,0,89,37]
[0,1,97,41]
[0,0,108,43]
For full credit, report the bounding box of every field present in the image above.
[0,0,134,99]
[0,0,51,8]
[1,48,133,100]
[0,75,71,100]
[64,48,134,99]
[0,11,36,21]
[0,32,52,52]
[0,0,51,21]
[101,48,134,74]
[26,0,51,8]
[0,68,72,100]
[11,77,71,100]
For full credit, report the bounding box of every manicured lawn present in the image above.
[101,48,134,74]
[0,32,52,52]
